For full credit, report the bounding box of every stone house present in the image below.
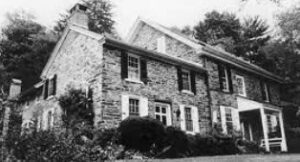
[12,4,289,152]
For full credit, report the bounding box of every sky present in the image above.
[0,0,299,38]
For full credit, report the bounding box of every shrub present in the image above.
[118,117,166,154]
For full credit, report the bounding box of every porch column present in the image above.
[260,108,270,152]
[279,111,288,152]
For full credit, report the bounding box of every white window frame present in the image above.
[127,54,141,82]
[220,106,240,134]
[121,94,148,120]
[157,36,166,53]
[154,102,172,126]
[236,75,246,97]
[180,105,200,134]
[181,69,192,92]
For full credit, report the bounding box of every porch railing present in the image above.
[260,138,282,149]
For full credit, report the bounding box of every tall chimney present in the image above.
[8,79,22,99]
[68,3,88,29]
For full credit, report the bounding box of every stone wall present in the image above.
[21,30,104,130]
[131,23,203,65]
[205,58,282,123]
[100,47,211,134]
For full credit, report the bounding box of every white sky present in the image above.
[0,0,299,38]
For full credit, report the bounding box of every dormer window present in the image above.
[157,36,166,53]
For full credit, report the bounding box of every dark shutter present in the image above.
[267,83,271,102]
[177,67,183,91]
[191,71,196,94]
[218,64,224,90]
[140,59,148,84]
[227,67,233,93]
[53,74,57,95]
[121,50,128,79]
[260,81,266,101]
[44,79,49,99]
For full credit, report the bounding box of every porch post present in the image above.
[260,108,270,152]
[279,111,288,152]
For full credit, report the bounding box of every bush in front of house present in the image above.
[118,116,166,155]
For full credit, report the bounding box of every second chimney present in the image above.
[8,79,22,100]
[68,3,89,29]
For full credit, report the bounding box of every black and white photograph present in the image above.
[0,0,300,161]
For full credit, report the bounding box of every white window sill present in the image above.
[125,78,144,84]
[46,95,55,101]
[181,90,194,95]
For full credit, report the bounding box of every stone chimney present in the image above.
[8,79,22,99]
[68,3,88,29]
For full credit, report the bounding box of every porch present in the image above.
[237,97,287,152]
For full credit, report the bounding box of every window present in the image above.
[121,95,148,120]
[236,75,246,96]
[129,98,140,117]
[47,111,53,129]
[43,75,57,99]
[218,65,230,92]
[225,108,233,134]
[182,70,191,91]
[180,105,199,134]
[220,106,240,134]
[128,54,140,81]
[261,82,270,102]
[157,36,166,53]
[155,102,171,126]
[184,107,193,132]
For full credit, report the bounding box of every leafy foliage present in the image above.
[58,88,94,131]
[0,11,57,92]
[193,11,270,66]
[118,117,166,153]
[54,0,118,37]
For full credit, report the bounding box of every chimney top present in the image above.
[70,3,88,13]
[68,3,89,29]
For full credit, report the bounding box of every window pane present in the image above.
[156,115,161,121]
[128,55,140,80]
[129,99,139,116]
[156,106,160,113]
[162,116,167,125]
[236,77,245,95]
[182,71,191,91]
[162,107,166,113]
[185,107,193,131]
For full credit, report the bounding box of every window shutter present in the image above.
[191,71,196,94]
[177,67,183,91]
[227,68,233,93]
[192,107,200,133]
[218,64,224,90]
[140,59,148,84]
[180,105,186,131]
[267,84,271,102]
[232,108,240,131]
[121,51,128,79]
[53,75,57,95]
[139,97,148,117]
[220,106,227,134]
[43,80,49,99]
[121,95,129,120]
[260,81,266,101]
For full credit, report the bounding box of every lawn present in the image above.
[121,154,300,162]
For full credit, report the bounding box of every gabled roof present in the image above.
[126,17,284,83]
[40,25,105,78]
[126,17,203,49]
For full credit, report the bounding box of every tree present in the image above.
[277,6,300,40]
[0,11,57,92]
[193,11,270,66]
[54,0,118,37]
